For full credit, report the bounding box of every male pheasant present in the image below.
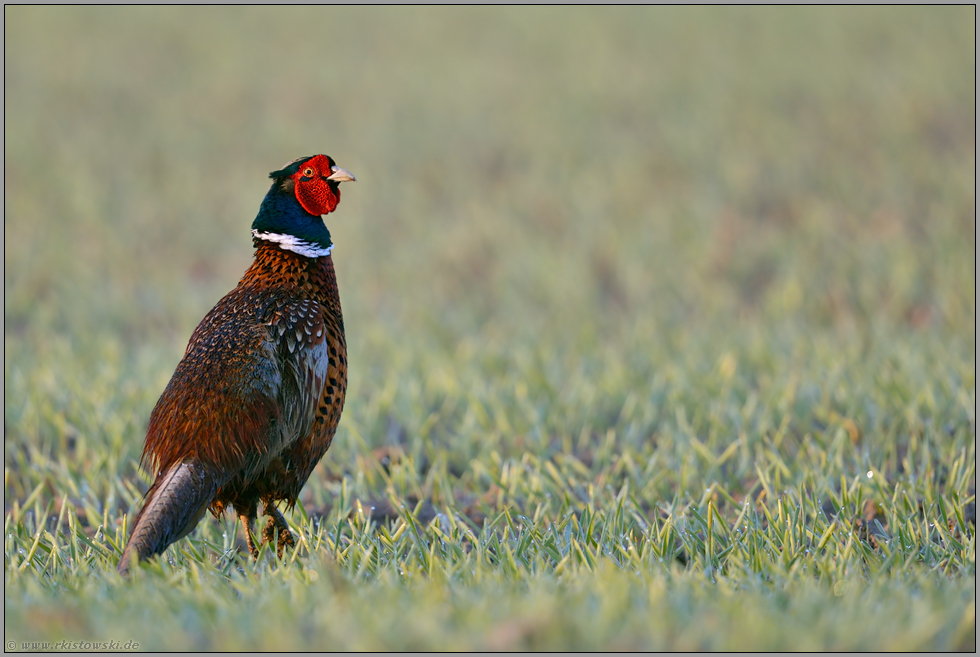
[118,155,355,573]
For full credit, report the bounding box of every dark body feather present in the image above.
[119,155,353,573]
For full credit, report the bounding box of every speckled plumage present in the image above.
[119,155,355,573]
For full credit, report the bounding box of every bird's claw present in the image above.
[262,505,296,559]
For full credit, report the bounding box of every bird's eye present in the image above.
[303,167,314,177]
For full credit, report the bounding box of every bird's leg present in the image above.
[261,502,295,559]
[238,508,260,559]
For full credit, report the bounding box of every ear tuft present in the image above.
[269,156,314,180]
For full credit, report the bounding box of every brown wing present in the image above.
[142,288,283,479]
[271,310,347,503]
[263,296,332,462]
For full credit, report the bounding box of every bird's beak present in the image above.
[326,166,356,183]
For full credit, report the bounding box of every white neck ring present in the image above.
[252,229,333,258]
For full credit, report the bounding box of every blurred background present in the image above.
[4,7,975,489]
[4,10,975,648]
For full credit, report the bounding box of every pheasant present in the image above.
[118,154,355,573]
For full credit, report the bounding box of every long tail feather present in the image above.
[118,460,219,574]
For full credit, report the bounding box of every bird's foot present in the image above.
[262,504,296,559]
[240,512,260,559]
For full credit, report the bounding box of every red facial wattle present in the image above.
[292,155,341,216]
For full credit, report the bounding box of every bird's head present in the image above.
[270,154,356,216]
[252,154,356,258]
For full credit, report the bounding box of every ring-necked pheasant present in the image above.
[118,154,355,574]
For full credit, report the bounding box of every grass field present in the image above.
[4,6,976,651]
